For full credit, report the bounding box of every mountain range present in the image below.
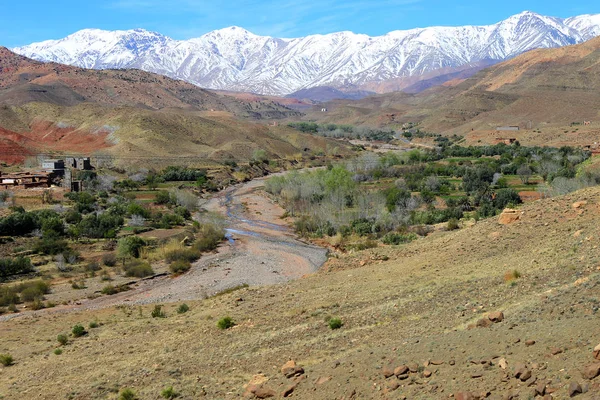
[12,12,600,99]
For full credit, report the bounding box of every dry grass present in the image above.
[0,187,599,398]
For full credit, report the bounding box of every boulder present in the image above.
[477,318,493,328]
[525,340,536,346]
[498,358,508,370]
[488,311,504,323]
[454,392,475,400]
[568,381,582,397]
[254,387,277,399]
[593,343,600,360]
[281,360,304,378]
[499,209,522,225]
[582,363,600,380]
[394,365,409,376]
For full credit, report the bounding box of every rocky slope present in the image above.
[12,12,600,97]
[1,182,599,399]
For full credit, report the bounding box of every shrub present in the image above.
[102,253,117,267]
[0,256,33,279]
[57,334,68,346]
[447,218,460,231]
[89,321,99,329]
[118,236,147,258]
[328,318,343,330]
[124,260,154,278]
[33,236,71,256]
[193,224,225,252]
[161,386,179,399]
[0,354,14,366]
[151,305,166,318]
[169,260,191,274]
[53,348,63,355]
[177,303,189,314]
[72,324,87,338]
[504,270,522,282]
[101,285,118,295]
[164,248,201,263]
[30,298,45,310]
[155,191,172,205]
[217,316,235,330]
[382,232,417,245]
[18,280,50,302]
[119,388,137,400]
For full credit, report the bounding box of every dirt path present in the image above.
[0,173,328,319]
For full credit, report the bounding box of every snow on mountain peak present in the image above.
[11,11,600,96]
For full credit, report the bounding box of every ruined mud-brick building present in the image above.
[0,171,52,190]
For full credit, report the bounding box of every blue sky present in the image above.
[2,0,599,47]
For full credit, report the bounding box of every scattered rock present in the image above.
[498,358,508,370]
[568,381,582,397]
[382,366,395,378]
[394,365,409,376]
[535,383,546,396]
[513,363,527,379]
[488,311,504,322]
[282,384,296,397]
[385,380,400,391]
[408,362,419,373]
[423,370,432,378]
[449,360,456,366]
[455,392,475,400]
[519,370,532,381]
[471,372,483,378]
[499,209,522,225]
[582,363,600,380]
[477,318,493,328]
[550,347,563,355]
[314,376,331,385]
[593,343,600,360]
[572,201,588,209]
[525,340,536,347]
[397,374,409,380]
[281,360,304,378]
[430,360,444,365]
[254,387,277,399]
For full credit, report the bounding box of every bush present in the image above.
[382,232,418,245]
[102,253,117,267]
[161,386,179,399]
[328,318,343,330]
[0,256,33,279]
[155,191,172,205]
[0,353,14,366]
[53,348,62,355]
[169,260,191,274]
[447,218,460,231]
[151,305,166,318]
[18,280,50,302]
[101,285,118,295]
[193,224,225,252]
[123,260,154,278]
[33,236,70,256]
[72,324,87,337]
[89,321,99,329]
[504,270,522,282]
[57,334,68,346]
[177,303,189,314]
[119,388,137,400]
[217,316,235,330]
[165,248,201,263]
[118,236,146,258]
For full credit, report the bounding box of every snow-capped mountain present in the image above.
[12,11,600,96]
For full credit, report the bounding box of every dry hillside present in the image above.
[1,186,600,399]
[304,36,600,143]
